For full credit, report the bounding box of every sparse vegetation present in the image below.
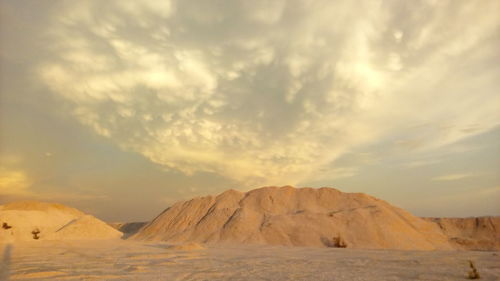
[320,235,348,248]
[2,222,12,229]
[332,235,347,248]
[32,228,41,240]
[467,260,480,279]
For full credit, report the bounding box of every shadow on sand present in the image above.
[0,244,12,281]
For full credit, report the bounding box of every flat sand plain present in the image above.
[1,240,499,281]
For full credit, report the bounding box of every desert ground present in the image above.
[1,240,499,281]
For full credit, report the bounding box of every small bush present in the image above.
[2,222,12,229]
[332,235,347,248]
[467,260,480,279]
[32,228,41,240]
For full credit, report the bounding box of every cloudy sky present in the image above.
[1,0,499,222]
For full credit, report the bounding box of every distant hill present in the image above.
[109,222,148,238]
[423,217,500,250]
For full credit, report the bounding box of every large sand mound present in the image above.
[132,186,454,250]
[0,201,122,242]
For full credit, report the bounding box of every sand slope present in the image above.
[132,186,453,250]
[0,201,122,242]
[49,215,122,240]
[424,217,500,250]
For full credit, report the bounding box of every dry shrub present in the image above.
[32,228,41,240]
[467,260,480,279]
[332,236,347,248]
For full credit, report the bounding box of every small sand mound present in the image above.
[0,201,84,217]
[0,201,122,242]
[49,215,122,240]
[169,242,206,251]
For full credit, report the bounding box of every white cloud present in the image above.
[402,159,441,168]
[0,167,33,196]
[393,30,403,43]
[35,0,500,187]
[432,173,478,182]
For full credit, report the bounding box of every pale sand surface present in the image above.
[1,240,499,281]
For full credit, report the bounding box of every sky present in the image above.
[0,0,499,222]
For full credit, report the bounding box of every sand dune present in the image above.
[132,186,454,250]
[0,201,122,242]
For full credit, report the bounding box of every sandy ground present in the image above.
[0,240,499,281]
